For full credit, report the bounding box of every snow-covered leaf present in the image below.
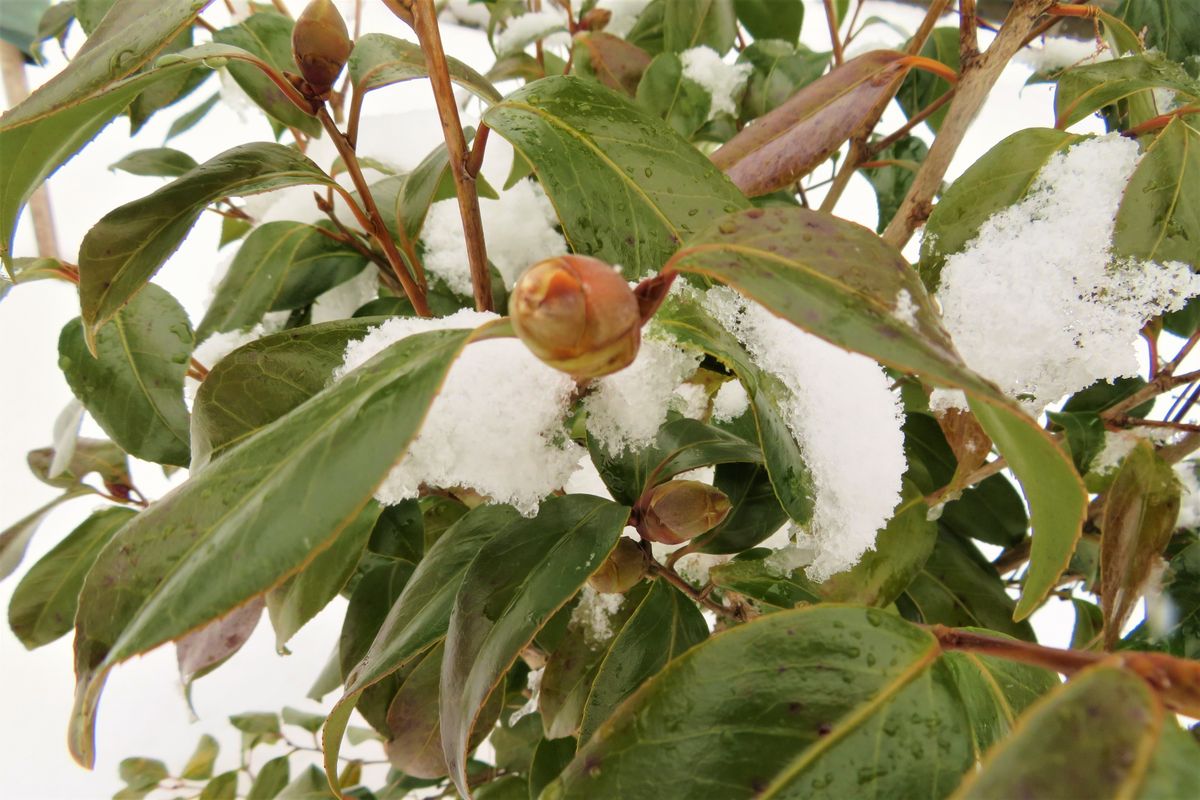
[1054,53,1199,129]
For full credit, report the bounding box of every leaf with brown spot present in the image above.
[176,597,265,687]
[574,32,652,97]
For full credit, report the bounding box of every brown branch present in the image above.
[1,42,60,259]
[883,0,1058,249]
[403,0,494,312]
[959,0,980,64]
[189,357,210,381]
[466,123,490,179]
[1107,415,1200,434]
[648,559,737,620]
[823,0,845,65]
[868,88,956,155]
[1158,431,1200,465]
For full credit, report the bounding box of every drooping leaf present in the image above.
[896,27,958,133]
[954,665,1200,798]
[440,495,629,796]
[196,221,369,343]
[0,486,92,582]
[663,0,736,55]
[165,90,219,142]
[247,756,290,800]
[574,32,652,97]
[8,507,135,649]
[348,32,500,104]
[338,561,414,732]
[69,327,479,768]
[733,0,803,45]
[1099,441,1181,647]
[482,75,749,277]
[546,606,1053,799]
[27,437,131,494]
[180,734,219,780]
[1054,53,1199,129]
[109,147,198,177]
[59,283,193,466]
[78,143,339,340]
[667,206,1087,619]
[212,12,321,137]
[634,52,709,138]
[737,40,829,120]
[711,50,913,196]
[175,598,265,687]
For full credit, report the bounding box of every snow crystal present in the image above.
[584,333,702,454]
[420,180,566,296]
[1176,461,1200,530]
[1017,36,1111,73]
[704,287,906,581]
[935,134,1200,413]
[711,379,750,422]
[494,10,570,55]
[595,0,653,38]
[336,310,582,515]
[569,584,624,646]
[680,46,753,120]
[671,382,709,420]
[674,552,730,587]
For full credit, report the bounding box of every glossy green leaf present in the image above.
[198,771,238,800]
[1047,410,1106,475]
[1118,0,1200,64]
[711,50,911,196]
[212,12,321,137]
[734,0,802,44]
[119,756,168,792]
[663,0,736,55]
[266,503,381,649]
[482,75,748,277]
[440,495,629,796]
[919,127,1083,292]
[896,27,958,133]
[338,561,414,733]
[0,487,93,582]
[69,327,478,768]
[27,436,131,493]
[634,53,709,138]
[738,40,829,120]
[128,28,209,135]
[181,734,219,780]
[1055,53,1199,129]
[578,579,708,745]
[109,147,198,177]
[75,0,114,34]
[545,605,1049,799]
[190,318,379,466]
[899,531,1034,641]
[574,31,652,97]
[59,283,193,466]
[348,33,500,104]
[322,504,521,791]
[248,756,290,800]
[667,206,1087,619]
[79,143,339,340]
[709,553,821,611]
[529,736,577,799]
[954,665,1200,799]
[8,507,135,649]
[196,221,369,343]
[862,135,927,233]
[627,0,666,54]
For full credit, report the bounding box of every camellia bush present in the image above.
[4,0,1200,797]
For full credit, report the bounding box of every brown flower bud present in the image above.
[580,8,613,31]
[588,538,649,594]
[639,480,732,545]
[509,255,641,379]
[292,0,352,96]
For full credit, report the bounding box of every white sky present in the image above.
[1,1,1174,797]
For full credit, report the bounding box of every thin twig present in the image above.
[649,560,736,620]
[466,123,490,179]
[1107,415,1200,434]
[959,0,980,64]
[823,0,845,65]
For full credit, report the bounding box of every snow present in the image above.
[894,288,918,328]
[420,179,567,296]
[711,379,750,422]
[703,287,906,581]
[310,266,379,323]
[507,667,543,726]
[1016,36,1112,73]
[494,9,570,55]
[1176,461,1200,530]
[584,332,702,454]
[595,0,653,38]
[336,310,582,516]
[935,134,1200,413]
[444,0,491,27]
[569,584,624,646]
[680,46,753,120]
[673,552,730,587]
[671,382,709,420]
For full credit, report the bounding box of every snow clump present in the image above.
[494,9,570,55]
[595,0,653,38]
[680,46,753,120]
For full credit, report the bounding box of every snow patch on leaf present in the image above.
[569,584,624,646]
[680,46,753,120]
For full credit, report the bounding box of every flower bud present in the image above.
[639,481,732,545]
[292,0,352,97]
[509,255,641,379]
[588,538,648,594]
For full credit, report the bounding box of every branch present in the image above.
[823,0,845,65]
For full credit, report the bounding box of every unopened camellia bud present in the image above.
[509,255,641,379]
[292,0,352,97]
[639,480,732,545]
[588,537,649,594]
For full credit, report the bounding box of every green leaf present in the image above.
[896,27,958,133]
[165,90,219,142]
[709,553,821,611]
[737,40,829,120]
[281,706,326,734]
[574,32,653,98]
[8,507,135,649]
[634,53,709,138]
[198,771,238,800]
[1099,441,1181,647]
[119,756,168,791]
[734,0,803,45]
[699,461,790,553]
[1118,0,1200,64]
[1047,410,1106,474]
[69,326,478,768]
[663,0,736,55]
[545,605,1050,799]
[212,12,321,137]
[667,206,1087,620]
[348,33,500,104]
[79,142,339,340]
[711,50,912,196]
[862,135,927,234]
[1123,537,1200,658]
[441,495,630,796]
[59,283,193,466]
[367,501,424,566]
[817,480,936,607]
[277,765,336,799]
[230,711,282,749]
[577,579,708,745]
[919,127,1083,292]
[180,734,219,780]
[899,531,1034,641]
[338,561,414,733]
[266,503,381,649]
[27,437,131,493]
[0,487,93,582]
[1054,53,1199,129]
[128,28,209,135]
[197,221,369,343]
[247,756,290,800]
[627,0,666,54]
[529,736,577,799]
[176,598,265,687]
[75,0,114,34]
[482,75,748,277]
[191,318,379,465]
[1070,597,1104,650]
[109,147,198,177]
[322,504,522,790]
[955,665,1200,798]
